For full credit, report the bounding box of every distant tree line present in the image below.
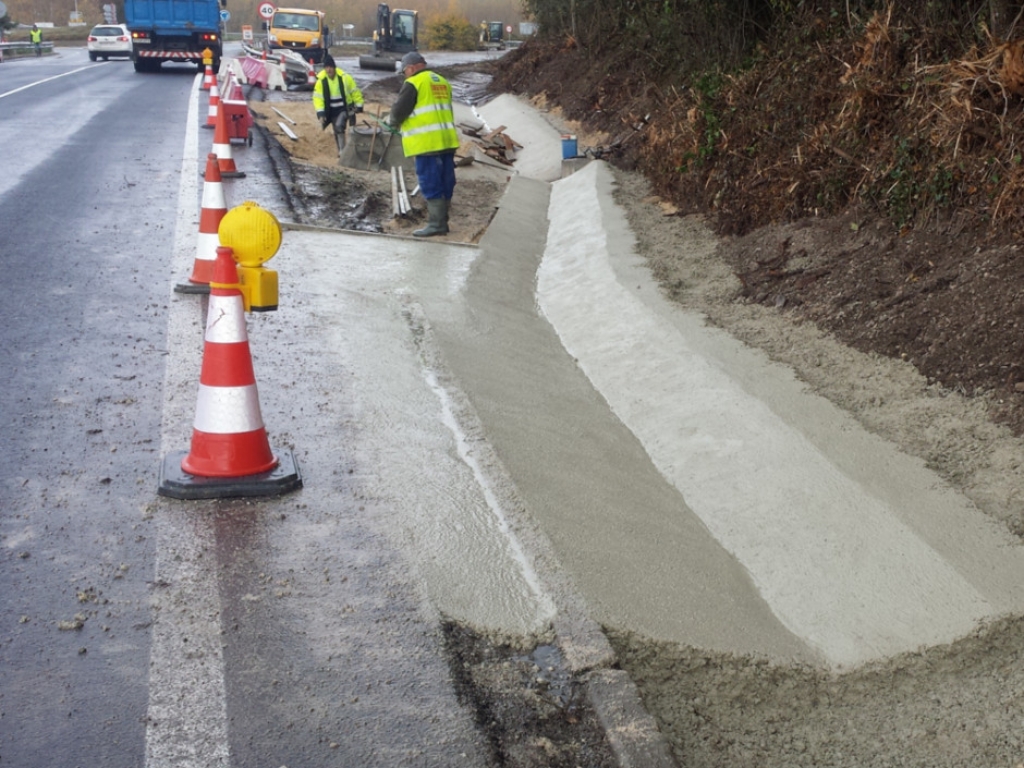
[522,0,1024,70]
[0,0,525,41]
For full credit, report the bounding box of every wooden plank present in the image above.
[277,121,299,141]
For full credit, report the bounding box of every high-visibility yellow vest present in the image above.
[312,70,363,116]
[30,29,42,43]
[400,70,459,158]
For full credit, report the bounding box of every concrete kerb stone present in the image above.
[587,669,679,768]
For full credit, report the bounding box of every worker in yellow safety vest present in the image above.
[388,51,459,237]
[30,25,43,56]
[312,54,363,157]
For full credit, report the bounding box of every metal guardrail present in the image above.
[0,40,55,58]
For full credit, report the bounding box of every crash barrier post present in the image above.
[158,204,300,499]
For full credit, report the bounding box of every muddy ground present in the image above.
[247,67,507,243]
[245,56,1024,768]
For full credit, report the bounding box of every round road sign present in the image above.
[220,9,230,21]
[258,2,276,20]
[506,25,512,33]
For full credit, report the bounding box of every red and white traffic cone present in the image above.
[158,245,302,499]
[307,58,316,87]
[201,61,215,91]
[184,153,228,290]
[180,246,277,479]
[204,78,220,128]
[212,102,245,178]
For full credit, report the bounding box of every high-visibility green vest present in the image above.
[399,70,459,158]
[312,70,363,117]
[30,29,42,43]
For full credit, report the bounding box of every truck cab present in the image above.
[267,8,331,64]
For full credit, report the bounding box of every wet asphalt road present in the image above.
[0,46,518,768]
[0,52,193,766]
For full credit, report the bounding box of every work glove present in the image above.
[355,105,363,114]
[317,111,329,129]
[348,113,357,127]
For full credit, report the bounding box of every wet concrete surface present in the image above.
[0,53,195,767]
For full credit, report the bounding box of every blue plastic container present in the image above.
[561,134,578,159]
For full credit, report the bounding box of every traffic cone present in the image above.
[158,246,302,499]
[204,79,220,128]
[174,153,227,294]
[212,103,245,178]
[307,58,316,87]
[201,61,215,91]
[182,246,276,477]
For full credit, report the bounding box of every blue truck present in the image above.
[125,0,225,73]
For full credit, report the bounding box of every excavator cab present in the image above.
[478,20,505,50]
[359,3,418,69]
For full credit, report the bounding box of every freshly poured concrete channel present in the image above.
[450,95,1024,670]
[535,161,1024,668]
[203,89,1024,675]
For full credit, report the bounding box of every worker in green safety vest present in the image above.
[388,52,460,237]
[312,55,363,157]
[30,25,43,56]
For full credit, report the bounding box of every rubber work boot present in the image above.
[440,197,451,231]
[413,198,449,237]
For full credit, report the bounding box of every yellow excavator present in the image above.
[478,20,505,50]
[358,3,418,71]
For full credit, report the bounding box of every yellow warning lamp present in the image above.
[202,47,214,65]
[218,201,282,312]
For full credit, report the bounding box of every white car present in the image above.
[87,24,132,61]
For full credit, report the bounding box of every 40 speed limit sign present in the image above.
[258,2,276,19]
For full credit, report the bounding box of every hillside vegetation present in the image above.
[493,0,1024,435]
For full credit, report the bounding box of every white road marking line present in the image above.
[145,73,231,768]
[0,65,98,100]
